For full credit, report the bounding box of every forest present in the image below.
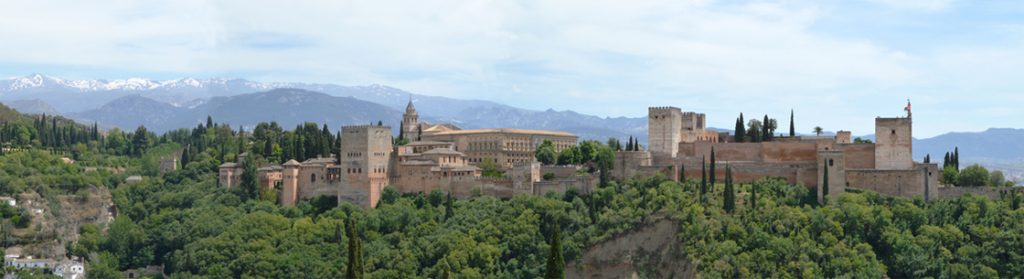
[0,102,1022,278]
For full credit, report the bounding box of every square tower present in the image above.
[874,117,913,170]
[648,107,683,157]
[340,124,394,207]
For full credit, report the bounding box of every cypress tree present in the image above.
[444,192,454,221]
[789,110,795,137]
[734,117,743,142]
[344,217,363,279]
[724,164,734,213]
[206,116,214,129]
[626,136,633,151]
[953,147,960,170]
[398,121,405,141]
[943,152,950,168]
[544,223,565,279]
[750,183,757,210]
[822,159,829,204]
[737,113,746,142]
[700,156,707,204]
[679,163,686,182]
[180,144,191,168]
[762,115,770,141]
[417,125,422,141]
[709,147,716,191]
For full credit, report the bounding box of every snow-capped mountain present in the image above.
[0,74,650,141]
[0,73,275,93]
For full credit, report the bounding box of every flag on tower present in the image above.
[905,99,912,117]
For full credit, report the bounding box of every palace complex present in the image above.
[221,100,941,208]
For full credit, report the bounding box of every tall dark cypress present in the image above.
[543,223,565,279]
[679,163,686,182]
[749,183,757,210]
[737,113,746,142]
[445,192,454,221]
[344,217,363,279]
[822,159,829,204]
[180,144,191,168]
[734,118,743,142]
[724,164,734,213]
[943,152,950,168]
[953,147,960,170]
[709,147,716,191]
[789,109,795,137]
[762,115,770,141]
[700,156,707,204]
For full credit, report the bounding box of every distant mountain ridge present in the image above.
[0,74,651,141]
[70,89,399,132]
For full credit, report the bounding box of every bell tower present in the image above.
[402,97,419,137]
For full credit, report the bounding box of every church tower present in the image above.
[402,97,419,137]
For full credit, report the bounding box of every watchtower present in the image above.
[340,124,394,207]
[874,117,913,170]
[648,106,683,157]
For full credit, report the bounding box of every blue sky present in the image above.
[1,0,1022,138]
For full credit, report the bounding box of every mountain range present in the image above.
[0,74,648,140]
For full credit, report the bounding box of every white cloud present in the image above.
[866,0,956,11]
[0,0,1021,137]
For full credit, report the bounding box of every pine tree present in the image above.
[789,109,795,137]
[206,116,214,129]
[543,223,565,279]
[724,164,735,213]
[709,147,716,191]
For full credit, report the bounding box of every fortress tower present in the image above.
[280,160,300,206]
[648,107,683,157]
[340,124,394,207]
[402,98,419,137]
[874,117,913,170]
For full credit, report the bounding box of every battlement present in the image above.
[648,106,681,113]
[341,124,393,130]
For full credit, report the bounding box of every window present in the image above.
[311,173,316,183]
[891,129,896,134]
[828,159,834,167]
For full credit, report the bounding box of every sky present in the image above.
[1,0,1022,138]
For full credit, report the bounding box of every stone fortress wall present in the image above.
[218,100,984,208]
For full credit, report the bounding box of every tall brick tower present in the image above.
[340,124,394,207]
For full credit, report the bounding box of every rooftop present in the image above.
[426,128,575,137]
[422,148,465,156]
